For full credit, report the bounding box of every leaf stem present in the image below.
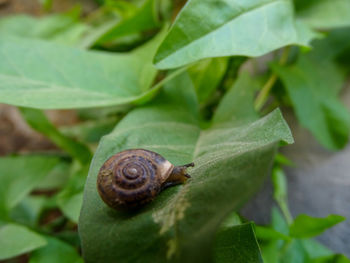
[254,46,290,111]
[278,200,293,225]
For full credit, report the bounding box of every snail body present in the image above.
[97,149,194,209]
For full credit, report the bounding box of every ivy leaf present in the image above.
[0,32,162,109]
[0,223,47,260]
[289,214,346,238]
[214,223,263,263]
[0,155,59,220]
[79,72,293,262]
[154,0,316,69]
[294,0,350,29]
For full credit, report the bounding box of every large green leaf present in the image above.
[79,73,293,262]
[214,223,263,263]
[294,0,350,29]
[154,0,316,69]
[0,156,59,220]
[0,223,46,260]
[0,32,162,109]
[0,12,87,45]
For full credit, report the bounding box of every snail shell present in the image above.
[97,149,194,209]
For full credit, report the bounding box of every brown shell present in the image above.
[97,149,174,209]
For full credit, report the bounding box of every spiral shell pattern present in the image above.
[97,149,174,209]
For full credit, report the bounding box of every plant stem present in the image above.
[278,200,293,225]
[254,46,291,111]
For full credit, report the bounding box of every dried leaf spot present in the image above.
[152,186,190,235]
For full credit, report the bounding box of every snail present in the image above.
[97,149,194,209]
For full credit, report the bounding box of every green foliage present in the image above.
[0,156,59,220]
[0,224,47,260]
[258,166,348,263]
[290,214,346,238]
[0,0,349,261]
[0,33,160,109]
[0,10,87,45]
[272,36,350,149]
[20,108,92,164]
[294,0,350,29]
[214,223,263,263]
[82,0,160,48]
[154,0,316,69]
[29,236,83,263]
[79,72,293,262]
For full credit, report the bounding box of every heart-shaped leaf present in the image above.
[154,0,316,69]
[79,72,293,262]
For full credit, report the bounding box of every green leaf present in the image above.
[0,155,59,219]
[305,28,350,64]
[57,165,89,223]
[310,254,350,263]
[20,108,92,164]
[36,161,71,190]
[29,236,83,263]
[0,13,87,45]
[212,72,259,125]
[82,0,159,48]
[214,223,263,263]
[154,0,316,69]
[260,242,279,263]
[60,117,118,144]
[0,32,162,109]
[289,214,346,238]
[300,239,333,258]
[255,226,291,241]
[272,53,350,150]
[271,207,289,235]
[10,196,47,227]
[79,72,293,262]
[280,240,308,263]
[188,57,228,103]
[295,0,350,29]
[272,167,293,224]
[0,223,46,260]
